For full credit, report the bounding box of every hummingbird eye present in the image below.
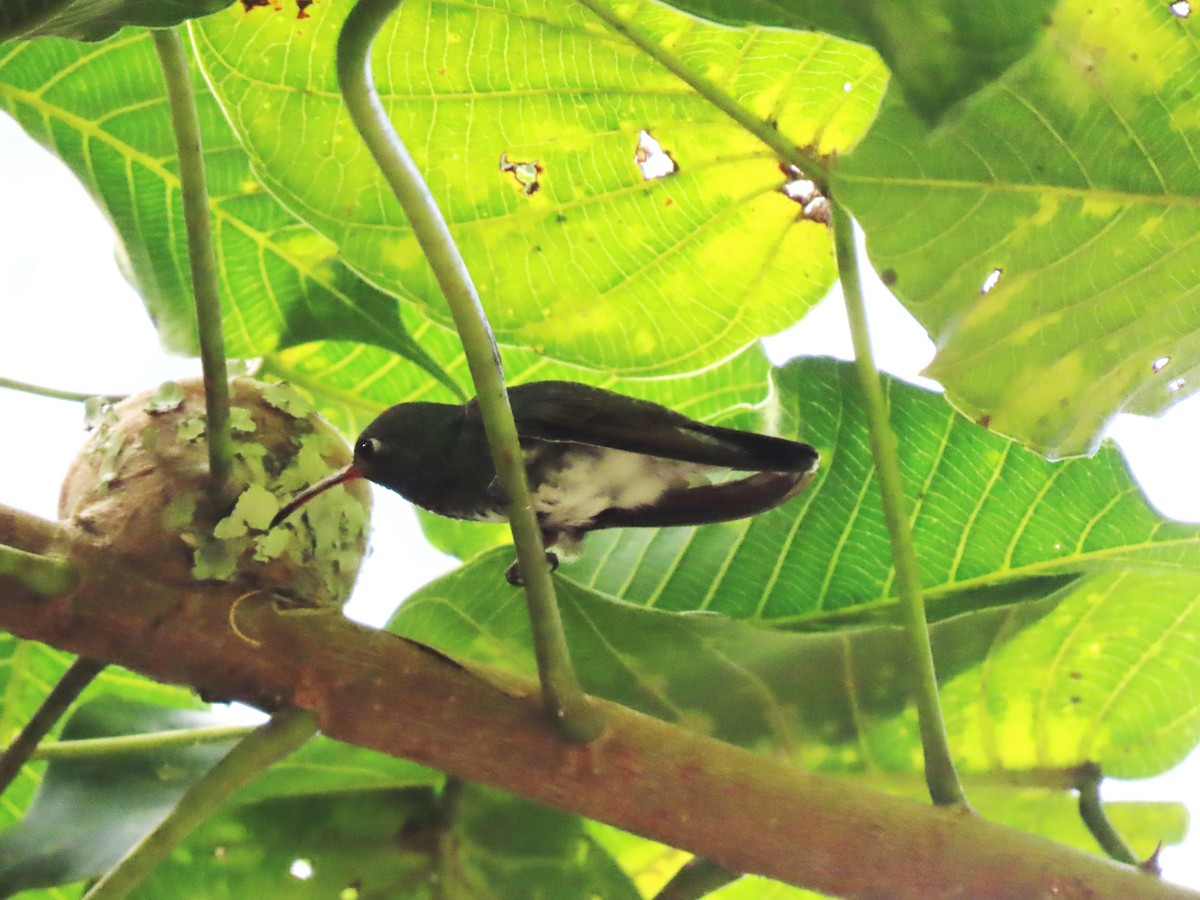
[355,437,380,459]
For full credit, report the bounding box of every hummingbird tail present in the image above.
[587,469,816,531]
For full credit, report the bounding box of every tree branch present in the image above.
[0,502,1193,899]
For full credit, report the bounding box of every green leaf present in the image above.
[564,357,1200,622]
[942,567,1200,779]
[0,31,455,392]
[836,0,1200,457]
[0,697,238,895]
[192,0,887,374]
[0,638,200,831]
[438,784,641,900]
[0,0,227,43]
[137,783,640,900]
[132,789,442,900]
[651,0,1057,124]
[232,737,441,805]
[392,551,1063,764]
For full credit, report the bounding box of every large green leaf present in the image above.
[0,639,200,833]
[0,698,239,896]
[0,31,453,391]
[136,782,640,900]
[836,0,1200,458]
[192,0,887,374]
[564,357,1200,622]
[0,0,227,43]
[651,0,1057,124]
[133,788,442,899]
[393,550,1066,763]
[942,567,1200,779]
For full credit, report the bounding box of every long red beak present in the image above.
[269,464,364,529]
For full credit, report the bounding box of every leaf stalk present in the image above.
[152,29,234,503]
[336,0,602,740]
[832,204,967,807]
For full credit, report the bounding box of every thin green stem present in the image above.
[654,857,741,900]
[0,543,78,596]
[336,0,602,740]
[152,29,234,503]
[32,723,257,761]
[832,205,966,807]
[573,0,828,188]
[1075,764,1140,867]
[0,657,105,798]
[83,709,317,900]
[0,376,119,405]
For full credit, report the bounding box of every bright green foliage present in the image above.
[0,0,1199,896]
[0,698,240,896]
[838,0,1200,457]
[652,0,1058,123]
[191,0,886,374]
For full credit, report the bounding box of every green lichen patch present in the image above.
[177,415,206,443]
[262,381,314,419]
[96,432,127,488]
[186,533,241,582]
[230,407,257,434]
[145,381,185,414]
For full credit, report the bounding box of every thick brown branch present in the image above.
[0,502,1194,900]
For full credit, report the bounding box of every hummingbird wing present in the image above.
[502,381,818,473]
[588,470,815,529]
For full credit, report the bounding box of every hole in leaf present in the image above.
[842,81,853,92]
[634,130,678,180]
[1168,377,1186,392]
[499,153,542,195]
[981,268,1002,293]
[1170,0,1191,17]
[1152,356,1171,373]
[290,858,315,880]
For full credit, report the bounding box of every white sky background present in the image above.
[2,110,1200,887]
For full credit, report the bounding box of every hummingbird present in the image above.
[270,381,818,584]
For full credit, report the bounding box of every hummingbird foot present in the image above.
[504,551,559,586]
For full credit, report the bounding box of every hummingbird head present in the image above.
[268,403,438,529]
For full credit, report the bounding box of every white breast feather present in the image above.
[531,448,712,528]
